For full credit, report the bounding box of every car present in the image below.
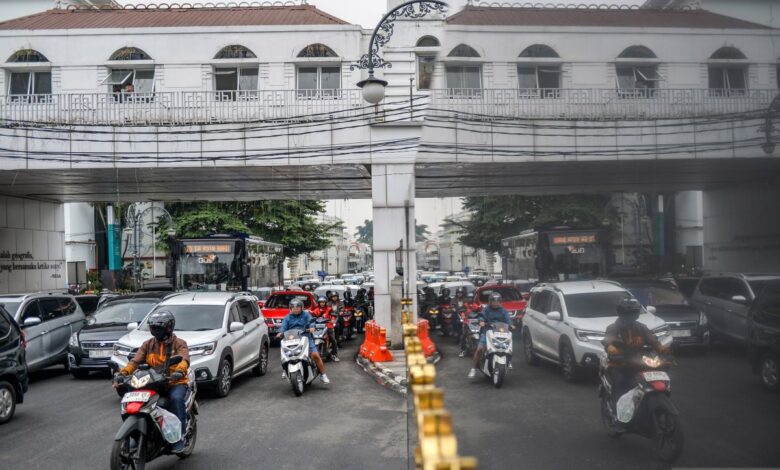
[0,306,28,425]
[313,284,361,301]
[291,279,321,292]
[691,273,780,344]
[618,279,710,349]
[111,292,269,398]
[747,279,780,391]
[0,292,85,373]
[522,280,672,383]
[68,292,171,378]
[261,290,316,338]
[434,281,477,299]
[473,284,527,327]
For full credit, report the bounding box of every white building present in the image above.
[437,212,496,274]
[64,203,96,287]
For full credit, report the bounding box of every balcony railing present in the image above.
[428,88,777,120]
[0,89,365,126]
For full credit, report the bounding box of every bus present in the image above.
[501,228,608,282]
[170,235,283,292]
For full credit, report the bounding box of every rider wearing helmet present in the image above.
[343,290,355,308]
[603,298,669,405]
[311,296,340,362]
[467,292,513,378]
[438,287,452,307]
[116,310,190,452]
[327,292,344,340]
[277,299,330,384]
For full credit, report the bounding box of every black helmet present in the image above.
[148,310,175,342]
[441,288,450,296]
[489,292,502,304]
[616,298,642,322]
[344,291,352,299]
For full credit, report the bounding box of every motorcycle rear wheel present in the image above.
[653,410,684,462]
[492,363,506,388]
[177,412,198,459]
[600,395,622,438]
[290,371,305,397]
[110,433,145,470]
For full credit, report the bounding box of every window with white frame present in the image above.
[214,67,259,100]
[6,49,51,102]
[445,44,482,97]
[296,44,341,98]
[416,36,440,91]
[708,47,748,96]
[517,44,561,98]
[103,47,155,101]
[615,46,663,98]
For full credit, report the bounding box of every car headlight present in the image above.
[699,312,708,325]
[653,325,671,338]
[113,343,134,357]
[189,342,217,357]
[575,329,605,342]
[69,332,79,348]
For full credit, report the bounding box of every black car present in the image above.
[619,279,710,349]
[0,305,28,424]
[747,280,780,391]
[67,292,170,379]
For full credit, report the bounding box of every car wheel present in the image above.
[760,354,780,392]
[0,381,17,425]
[560,342,581,383]
[252,343,269,377]
[215,357,232,398]
[523,328,540,366]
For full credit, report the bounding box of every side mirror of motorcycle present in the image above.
[127,322,139,331]
[168,355,183,366]
[546,311,562,322]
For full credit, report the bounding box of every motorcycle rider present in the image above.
[421,286,437,319]
[327,292,344,339]
[343,290,355,308]
[276,299,330,384]
[468,293,514,377]
[114,311,190,453]
[603,298,670,407]
[311,296,340,362]
[438,287,452,307]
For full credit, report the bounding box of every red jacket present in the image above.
[311,305,334,321]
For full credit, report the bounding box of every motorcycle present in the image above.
[462,315,482,356]
[598,345,684,462]
[312,317,337,361]
[110,357,198,470]
[353,306,367,333]
[339,306,356,341]
[475,322,513,388]
[281,328,320,397]
[425,306,440,331]
[440,305,460,338]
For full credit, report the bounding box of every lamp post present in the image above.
[352,0,447,104]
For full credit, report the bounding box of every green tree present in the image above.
[416,224,430,242]
[355,219,373,245]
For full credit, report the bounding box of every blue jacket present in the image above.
[280,310,314,333]
[479,305,511,326]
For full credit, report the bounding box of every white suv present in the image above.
[522,281,672,382]
[110,292,270,398]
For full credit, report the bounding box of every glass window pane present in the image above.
[446,66,463,89]
[726,67,746,89]
[215,68,238,91]
[462,67,481,89]
[238,68,258,91]
[10,72,30,95]
[616,67,635,90]
[33,72,52,94]
[636,66,661,81]
[298,67,318,90]
[538,68,560,89]
[418,55,435,90]
[709,67,725,89]
[517,66,538,89]
[133,70,154,94]
[320,67,341,90]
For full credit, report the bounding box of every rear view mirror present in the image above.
[127,322,139,331]
[229,321,245,333]
[23,317,42,328]
[546,311,562,321]
[731,295,748,304]
[646,306,657,314]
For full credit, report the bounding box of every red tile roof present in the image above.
[0,5,349,30]
[447,6,772,30]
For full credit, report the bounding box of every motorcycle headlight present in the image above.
[699,312,708,325]
[653,325,671,339]
[189,342,217,357]
[642,355,663,368]
[69,332,79,348]
[575,329,605,342]
[130,374,151,389]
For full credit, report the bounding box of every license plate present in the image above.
[671,329,691,338]
[121,391,151,403]
[643,371,670,382]
[89,349,113,358]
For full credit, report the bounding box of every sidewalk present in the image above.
[355,348,408,395]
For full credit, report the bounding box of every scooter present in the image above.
[280,328,320,397]
[425,306,441,331]
[354,306,367,333]
[475,322,513,388]
[441,305,460,338]
[462,316,481,356]
[110,357,198,470]
[598,345,684,462]
[312,317,337,361]
[340,306,356,341]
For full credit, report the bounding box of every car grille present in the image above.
[81,341,117,350]
[667,321,698,329]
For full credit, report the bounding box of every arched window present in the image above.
[297,44,338,58]
[615,46,662,97]
[708,47,748,95]
[214,45,256,60]
[518,45,561,97]
[519,44,559,58]
[109,47,152,61]
[416,36,440,48]
[7,49,51,100]
[448,44,480,58]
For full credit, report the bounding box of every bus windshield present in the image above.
[177,241,241,291]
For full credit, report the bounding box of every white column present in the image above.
[372,163,417,345]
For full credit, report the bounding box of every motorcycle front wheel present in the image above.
[177,412,198,459]
[110,432,145,470]
[492,363,506,388]
[290,371,305,397]
[653,410,684,462]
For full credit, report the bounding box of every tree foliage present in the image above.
[355,219,431,245]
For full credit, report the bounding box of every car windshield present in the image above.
[478,288,522,302]
[92,301,157,325]
[564,291,632,318]
[625,285,686,307]
[0,300,21,316]
[265,294,312,309]
[141,305,225,331]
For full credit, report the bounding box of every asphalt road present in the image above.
[434,334,780,469]
[0,339,409,470]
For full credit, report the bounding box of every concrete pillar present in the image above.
[372,164,417,346]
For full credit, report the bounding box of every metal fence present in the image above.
[428,88,777,120]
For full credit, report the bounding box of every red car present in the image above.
[473,285,528,327]
[261,290,316,338]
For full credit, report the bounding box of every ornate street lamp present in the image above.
[353,0,448,104]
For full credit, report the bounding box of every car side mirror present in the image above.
[546,311,562,321]
[23,317,42,328]
[731,295,748,304]
[646,306,657,314]
[229,321,245,333]
[127,322,138,331]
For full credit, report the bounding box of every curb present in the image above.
[355,354,408,396]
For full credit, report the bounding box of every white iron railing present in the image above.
[428,88,777,120]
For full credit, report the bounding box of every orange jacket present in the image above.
[120,335,190,387]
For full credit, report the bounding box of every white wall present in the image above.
[64,202,96,284]
[0,196,65,294]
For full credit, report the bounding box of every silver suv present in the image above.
[691,273,780,344]
[0,292,85,373]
